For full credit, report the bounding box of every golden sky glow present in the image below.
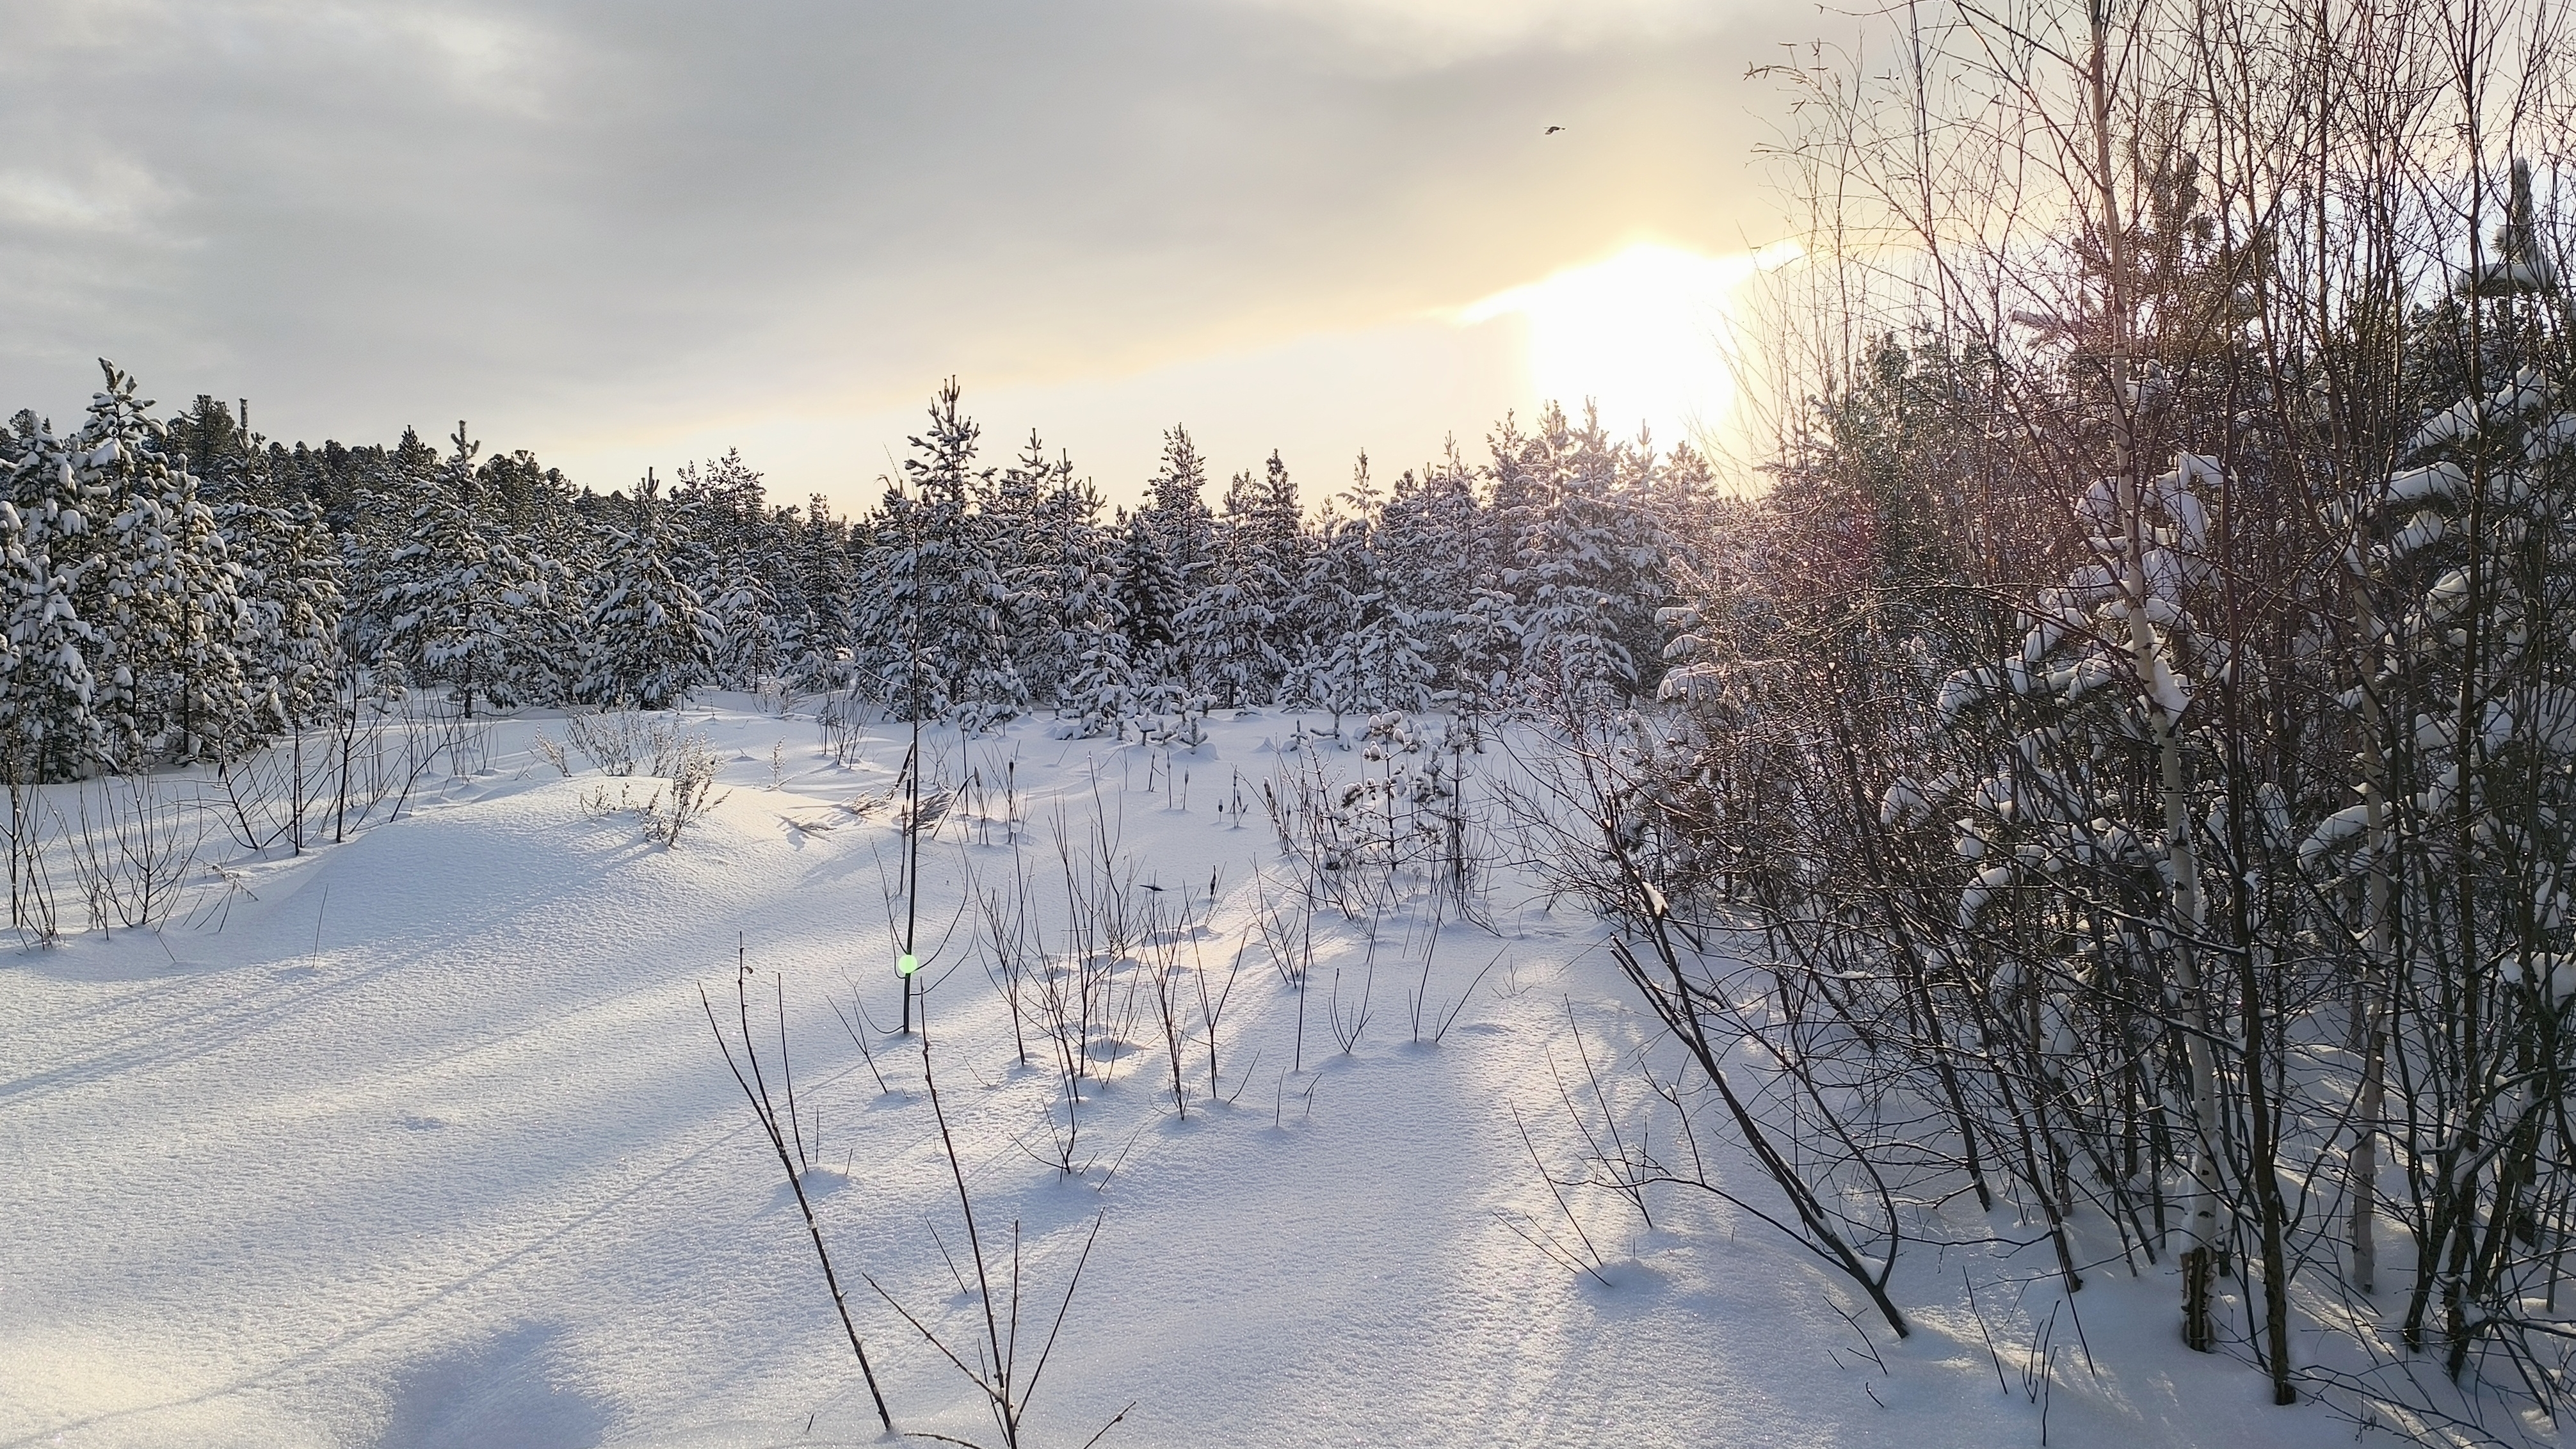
[0,1,1819,511]
[1459,239,1797,458]
[552,241,1799,513]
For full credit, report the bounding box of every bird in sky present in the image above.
[1545,125,1565,134]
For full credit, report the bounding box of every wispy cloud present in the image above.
[1218,0,1737,70]
[0,156,186,237]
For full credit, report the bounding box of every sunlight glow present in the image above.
[1461,239,1798,454]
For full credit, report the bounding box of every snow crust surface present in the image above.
[2,702,2364,1448]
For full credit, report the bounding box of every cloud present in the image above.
[0,0,1799,501]
[0,156,185,236]
[1218,0,1739,70]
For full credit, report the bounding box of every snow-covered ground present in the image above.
[3,700,2365,1448]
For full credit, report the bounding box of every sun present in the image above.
[1461,240,1794,453]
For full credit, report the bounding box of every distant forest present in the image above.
[0,367,1730,779]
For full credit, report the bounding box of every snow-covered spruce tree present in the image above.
[357,423,549,717]
[1377,445,1492,716]
[673,451,784,691]
[1109,506,1184,698]
[67,364,256,768]
[0,413,102,779]
[1340,455,1434,716]
[864,381,1021,728]
[982,430,1078,706]
[1282,458,1430,729]
[1126,426,1213,708]
[1177,456,1298,711]
[580,471,713,708]
[1499,403,1667,716]
[780,497,860,694]
[1058,570,1136,740]
[223,486,344,732]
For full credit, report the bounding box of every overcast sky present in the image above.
[0,1,1814,512]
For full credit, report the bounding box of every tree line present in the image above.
[0,367,1723,780]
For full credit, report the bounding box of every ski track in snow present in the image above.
[3,701,2364,1448]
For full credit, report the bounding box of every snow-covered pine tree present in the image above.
[1338,455,1433,716]
[1131,426,1212,700]
[0,414,102,778]
[164,395,251,499]
[1057,557,1136,740]
[1282,461,1409,733]
[1273,504,1335,717]
[1111,506,1184,679]
[695,568,774,692]
[673,450,782,691]
[1179,463,1298,710]
[524,535,596,709]
[1378,445,1490,715]
[988,431,1081,706]
[0,499,30,770]
[580,471,713,708]
[1247,451,1312,691]
[1647,440,1721,587]
[360,423,549,717]
[223,484,344,733]
[994,460,1122,732]
[68,364,255,767]
[865,381,1021,727]
[471,446,592,708]
[1143,425,1214,577]
[779,497,859,694]
[1504,403,1658,715]
[1898,445,2232,1315]
[341,428,439,684]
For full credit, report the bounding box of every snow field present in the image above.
[3,701,2365,1448]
